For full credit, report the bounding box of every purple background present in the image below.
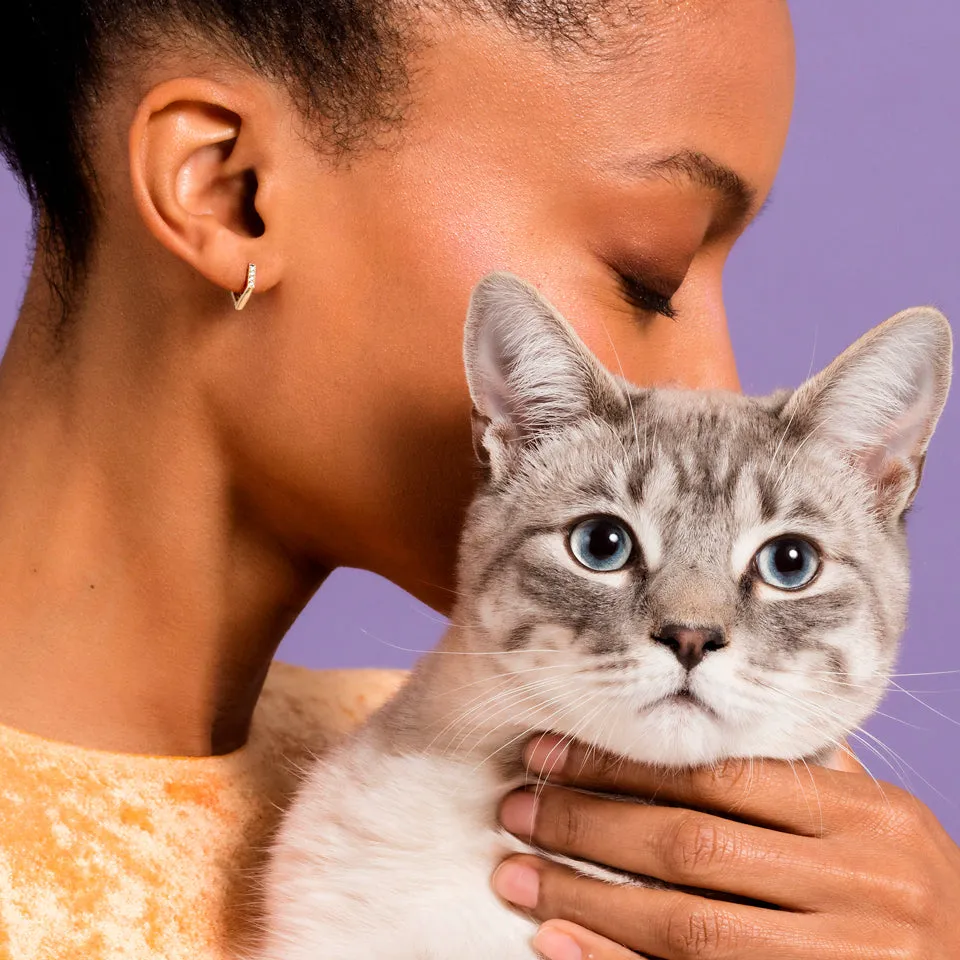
[2,1,957,839]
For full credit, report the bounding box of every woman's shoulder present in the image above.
[0,661,410,960]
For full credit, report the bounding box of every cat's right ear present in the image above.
[463,272,623,478]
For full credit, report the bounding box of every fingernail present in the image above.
[492,861,540,908]
[499,790,538,837]
[533,926,583,960]
[524,734,570,776]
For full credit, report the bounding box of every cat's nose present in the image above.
[652,623,727,671]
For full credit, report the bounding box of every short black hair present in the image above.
[0,1,611,320]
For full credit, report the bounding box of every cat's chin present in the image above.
[555,695,846,769]
[552,694,732,768]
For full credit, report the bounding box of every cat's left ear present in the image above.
[463,272,625,478]
[782,306,952,519]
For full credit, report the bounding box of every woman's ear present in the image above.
[128,77,282,299]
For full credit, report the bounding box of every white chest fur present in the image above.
[258,731,541,960]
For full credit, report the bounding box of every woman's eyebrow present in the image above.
[615,149,758,220]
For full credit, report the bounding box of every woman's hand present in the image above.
[492,735,960,960]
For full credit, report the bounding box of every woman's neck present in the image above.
[0,266,325,756]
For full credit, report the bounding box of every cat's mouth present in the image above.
[658,687,719,719]
[667,689,702,706]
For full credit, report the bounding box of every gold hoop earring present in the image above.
[231,263,256,311]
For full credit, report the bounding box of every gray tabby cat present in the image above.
[256,272,952,960]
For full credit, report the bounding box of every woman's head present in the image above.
[0,0,794,612]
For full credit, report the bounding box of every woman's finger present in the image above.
[533,920,646,960]
[499,785,828,910]
[493,855,821,960]
[523,735,884,837]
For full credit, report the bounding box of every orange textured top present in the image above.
[0,661,409,960]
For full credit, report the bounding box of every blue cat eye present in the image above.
[755,537,821,591]
[569,517,634,572]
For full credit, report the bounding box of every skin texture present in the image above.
[0,0,957,954]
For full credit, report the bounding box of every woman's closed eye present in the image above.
[615,268,678,320]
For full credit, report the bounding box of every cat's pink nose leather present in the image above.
[652,624,728,671]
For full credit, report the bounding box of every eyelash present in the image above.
[616,271,678,320]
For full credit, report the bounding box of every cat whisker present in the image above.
[750,697,898,813]
[359,626,577,659]
[568,692,619,770]
[783,757,824,838]
[856,708,922,729]
[848,726,957,812]
[818,733,893,810]
[749,673,927,730]
[427,674,576,756]
[421,672,563,753]
[569,690,626,783]
[754,693,912,789]
[749,678,902,783]
[804,673,960,698]
[409,579,472,599]
[886,669,960,678]
[453,679,568,749]
[466,686,606,786]
[427,661,583,703]
[531,694,613,806]
[447,673,585,756]
[802,667,960,683]
[796,757,826,838]
[424,674,538,740]
[782,699,957,814]
[530,729,577,782]
[884,680,960,727]
[843,730,920,804]
[496,690,609,799]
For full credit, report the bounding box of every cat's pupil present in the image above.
[773,541,805,574]
[589,524,622,559]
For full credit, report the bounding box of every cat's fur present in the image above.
[256,273,952,959]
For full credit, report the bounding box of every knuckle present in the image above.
[664,815,730,879]
[550,795,591,852]
[889,874,937,925]
[871,788,931,841]
[846,854,938,936]
[664,900,741,959]
[872,934,923,960]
